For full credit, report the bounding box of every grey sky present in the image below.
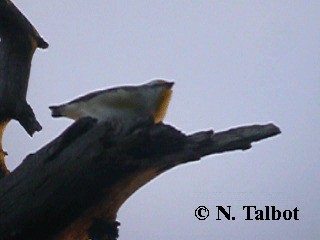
[5,1,320,239]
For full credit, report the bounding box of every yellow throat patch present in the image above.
[153,88,173,123]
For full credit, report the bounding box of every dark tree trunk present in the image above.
[0,1,281,239]
[0,118,280,240]
[0,0,48,177]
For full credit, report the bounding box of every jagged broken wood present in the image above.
[0,0,48,177]
[0,119,281,240]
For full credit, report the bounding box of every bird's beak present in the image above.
[164,81,174,89]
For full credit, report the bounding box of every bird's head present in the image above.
[144,79,174,89]
[141,80,174,123]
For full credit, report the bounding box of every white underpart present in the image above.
[62,88,160,123]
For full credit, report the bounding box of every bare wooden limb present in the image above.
[0,2,282,240]
[0,0,48,177]
[0,119,281,240]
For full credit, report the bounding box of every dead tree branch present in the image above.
[0,0,48,177]
[0,119,280,240]
[0,2,281,240]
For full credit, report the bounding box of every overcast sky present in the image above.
[6,1,320,239]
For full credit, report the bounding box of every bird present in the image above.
[49,80,174,127]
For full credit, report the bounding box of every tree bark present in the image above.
[0,118,280,240]
[0,0,48,177]
[0,1,281,239]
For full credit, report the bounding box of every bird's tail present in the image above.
[49,106,63,117]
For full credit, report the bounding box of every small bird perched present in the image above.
[49,80,174,127]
